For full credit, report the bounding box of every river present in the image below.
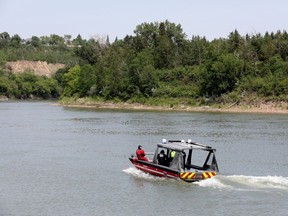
[0,101,287,216]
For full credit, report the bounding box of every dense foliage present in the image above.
[0,70,60,99]
[1,21,288,102]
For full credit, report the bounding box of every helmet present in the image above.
[162,139,167,144]
[138,145,142,149]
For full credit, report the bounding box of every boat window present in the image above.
[153,147,170,165]
[169,151,184,171]
[157,147,169,156]
[190,150,211,168]
[205,152,213,166]
[182,150,188,164]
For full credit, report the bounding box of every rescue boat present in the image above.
[129,139,219,182]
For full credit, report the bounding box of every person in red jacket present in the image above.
[136,145,149,161]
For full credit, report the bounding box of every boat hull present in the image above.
[129,158,179,179]
[129,158,217,182]
[179,171,217,182]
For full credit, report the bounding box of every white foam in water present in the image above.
[226,175,288,190]
[124,167,231,187]
[123,167,163,181]
[194,176,231,189]
[124,168,288,191]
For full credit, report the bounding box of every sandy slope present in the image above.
[5,60,65,77]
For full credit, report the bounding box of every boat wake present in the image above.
[123,167,167,182]
[192,175,288,191]
[123,167,288,191]
[223,175,288,190]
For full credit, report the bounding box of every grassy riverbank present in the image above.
[59,96,288,114]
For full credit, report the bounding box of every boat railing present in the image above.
[168,140,212,149]
[185,164,208,171]
[189,142,212,149]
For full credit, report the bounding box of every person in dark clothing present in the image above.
[136,145,149,161]
[157,150,169,166]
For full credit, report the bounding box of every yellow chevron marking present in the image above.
[188,173,195,179]
[202,172,208,179]
[208,172,214,178]
[181,172,189,178]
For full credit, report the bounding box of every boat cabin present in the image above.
[152,140,219,172]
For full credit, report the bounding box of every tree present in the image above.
[227,29,242,53]
[154,22,173,68]
[34,78,60,98]
[128,48,155,97]
[74,39,101,65]
[101,42,133,99]
[0,32,10,48]
[72,34,85,46]
[62,65,81,97]
[78,64,97,97]
[185,36,208,66]
[133,20,186,68]
[64,35,72,45]
[49,34,65,46]
[10,34,22,48]
[201,54,243,96]
[0,50,7,66]
[54,67,69,87]
[0,76,8,95]
[134,22,159,48]
[31,36,41,48]
[139,65,157,97]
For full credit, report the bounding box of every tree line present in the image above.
[1,20,288,102]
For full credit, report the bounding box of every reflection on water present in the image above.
[0,102,287,216]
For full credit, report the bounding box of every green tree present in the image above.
[127,48,154,97]
[74,39,101,65]
[78,64,97,97]
[72,34,85,46]
[62,65,81,97]
[10,34,22,48]
[201,54,243,96]
[184,36,208,66]
[0,32,10,48]
[34,78,60,98]
[134,22,159,48]
[101,43,132,99]
[139,65,157,97]
[0,50,7,66]
[54,67,69,87]
[227,29,242,53]
[88,63,105,97]
[13,72,38,98]
[31,36,41,48]
[154,23,173,68]
[49,34,65,46]
[64,35,72,45]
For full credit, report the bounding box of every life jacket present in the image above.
[136,149,146,159]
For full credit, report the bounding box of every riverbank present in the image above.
[59,98,288,114]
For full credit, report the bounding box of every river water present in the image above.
[0,101,287,216]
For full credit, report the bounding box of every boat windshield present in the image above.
[153,147,185,171]
[153,144,219,172]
